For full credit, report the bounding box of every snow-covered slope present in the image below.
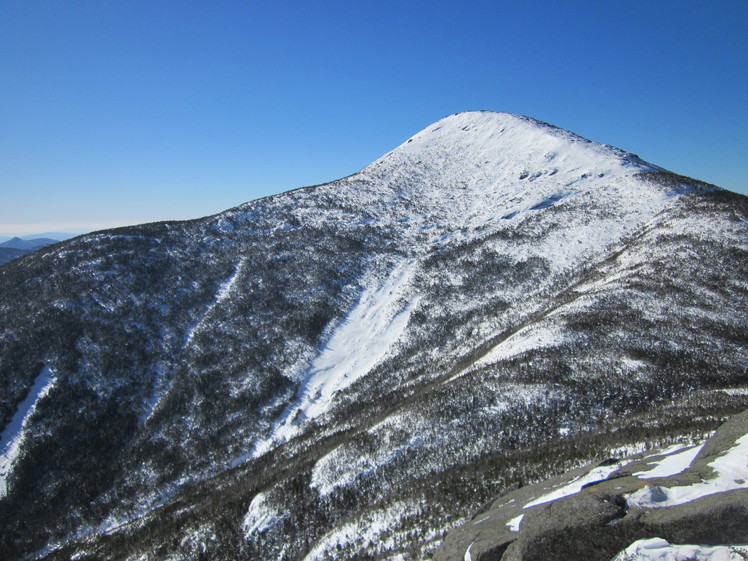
[0,112,746,561]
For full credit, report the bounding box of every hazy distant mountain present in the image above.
[27,232,78,241]
[0,237,61,266]
[0,112,745,560]
[0,237,60,250]
[0,232,76,245]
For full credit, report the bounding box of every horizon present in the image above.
[2,1,747,236]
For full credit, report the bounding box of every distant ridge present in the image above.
[0,237,60,250]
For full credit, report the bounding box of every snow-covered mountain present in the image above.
[0,111,746,560]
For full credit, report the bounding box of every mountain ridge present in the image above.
[0,112,745,560]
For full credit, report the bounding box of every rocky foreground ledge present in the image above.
[434,408,748,561]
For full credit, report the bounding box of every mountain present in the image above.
[434,407,748,561]
[0,237,61,267]
[0,237,60,251]
[0,111,746,560]
[0,248,32,267]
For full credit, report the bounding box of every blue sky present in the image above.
[1,1,746,236]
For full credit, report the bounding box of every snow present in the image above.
[720,387,748,396]
[611,537,748,561]
[184,258,246,346]
[607,442,651,458]
[310,427,424,496]
[242,492,286,537]
[626,431,748,509]
[633,444,703,478]
[506,514,524,532]
[254,260,417,456]
[240,109,684,464]
[523,460,630,509]
[473,323,565,367]
[302,500,416,561]
[353,112,670,266]
[464,542,473,561]
[0,364,56,498]
[477,384,557,416]
[0,110,739,561]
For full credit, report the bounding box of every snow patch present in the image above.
[474,324,564,368]
[634,444,703,479]
[311,428,424,496]
[507,514,524,532]
[720,387,748,396]
[524,460,630,509]
[0,365,56,498]
[302,501,416,561]
[478,384,556,416]
[611,537,748,561]
[242,492,286,537]
[626,431,748,509]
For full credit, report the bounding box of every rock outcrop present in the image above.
[434,408,748,561]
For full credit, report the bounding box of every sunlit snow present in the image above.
[633,444,704,479]
[473,324,565,368]
[184,257,247,347]
[523,460,631,509]
[627,431,748,508]
[254,260,417,456]
[611,537,748,561]
[301,501,417,561]
[242,492,286,537]
[0,365,56,497]
[506,514,524,532]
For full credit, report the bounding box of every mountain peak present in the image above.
[312,111,672,248]
[361,111,661,198]
[394,111,661,171]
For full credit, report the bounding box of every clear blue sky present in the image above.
[1,0,746,236]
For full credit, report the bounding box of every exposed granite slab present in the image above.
[434,409,748,561]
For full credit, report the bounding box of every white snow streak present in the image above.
[720,387,748,396]
[184,258,246,346]
[475,324,564,368]
[254,260,417,456]
[464,542,474,561]
[302,501,416,561]
[0,365,56,497]
[523,460,630,509]
[633,444,703,479]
